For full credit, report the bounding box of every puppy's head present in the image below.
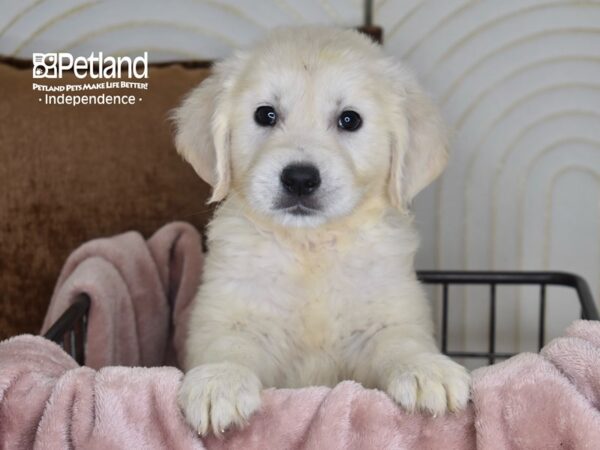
[174,27,447,227]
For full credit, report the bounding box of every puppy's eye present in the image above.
[338,110,362,131]
[254,106,278,127]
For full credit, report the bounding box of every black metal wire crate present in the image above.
[418,271,599,365]
[44,271,599,366]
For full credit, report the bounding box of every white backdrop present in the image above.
[2,0,599,364]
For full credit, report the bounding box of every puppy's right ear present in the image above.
[172,56,244,203]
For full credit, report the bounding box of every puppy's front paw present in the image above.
[178,362,262,437]
[385,353,470,415]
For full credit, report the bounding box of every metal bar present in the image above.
[73,315,85,365]
[81,313,88,365]
[418,270,598,320]
[364,0,373,26]
[572,274,598,320]
[70,330,76,360]
[44,294,90,345]
[538,284,546,351]
[489,284,496,364]
[441,284,449,354]
[447,351,514,359]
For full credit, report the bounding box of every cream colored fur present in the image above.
[174,26,470,437]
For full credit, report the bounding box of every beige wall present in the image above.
[377,0,600,365]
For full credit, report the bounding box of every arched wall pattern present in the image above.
[0,1,363,59]
[1,0,599,363]
[377,0,600,363]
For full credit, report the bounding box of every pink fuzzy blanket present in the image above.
[1,223,599,449]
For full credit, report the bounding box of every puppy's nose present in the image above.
[280,164,321,196]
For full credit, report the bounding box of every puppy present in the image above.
[174,26,470,437]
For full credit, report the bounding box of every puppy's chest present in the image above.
[248,236,387,349]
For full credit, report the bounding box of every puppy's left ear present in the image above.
[388,67,449,212]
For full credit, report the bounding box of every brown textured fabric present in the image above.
[0,60,213,339]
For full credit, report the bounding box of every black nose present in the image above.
[280,164,321,196]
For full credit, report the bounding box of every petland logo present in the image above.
[33,52,148,79]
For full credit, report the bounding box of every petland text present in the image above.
[33,52,148,79]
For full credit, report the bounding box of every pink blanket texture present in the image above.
[1,222,599,449]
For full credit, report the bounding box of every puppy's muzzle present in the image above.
[280,163,321,197]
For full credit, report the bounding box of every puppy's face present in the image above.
[228,47,394,227]
[174,27,448,228]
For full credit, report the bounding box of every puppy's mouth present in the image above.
[281,204,319,216]
[274,197,321,216]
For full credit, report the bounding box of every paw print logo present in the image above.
[32,53,58,78]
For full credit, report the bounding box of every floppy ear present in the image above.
[388,69,449,212]
[172,57,243,203]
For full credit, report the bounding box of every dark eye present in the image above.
[338,110,362,131]
[254,105,277,127]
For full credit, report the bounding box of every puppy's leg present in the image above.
[360,326,470,415]
[178,334,275,437]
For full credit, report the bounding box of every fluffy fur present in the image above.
[174,26,470,437]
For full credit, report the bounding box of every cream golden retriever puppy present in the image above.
[174,26,470,437]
